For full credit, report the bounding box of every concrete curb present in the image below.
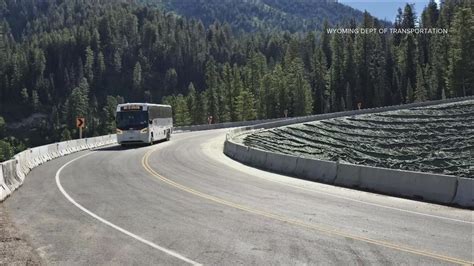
[224,96,474,209]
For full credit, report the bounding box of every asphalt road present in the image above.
[3,129,473,265]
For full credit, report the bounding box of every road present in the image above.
[3,129,473,265]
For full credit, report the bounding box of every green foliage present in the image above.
[60,128,72,141]
[0,140,13,162]
[446,7,474,97]
[415,64,428,102]
[133,62,143,92]
[160,0,368,33]
[0,0,471,153]
[174,94,191,126]
[0,116,4,137]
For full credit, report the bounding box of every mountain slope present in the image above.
[154,0,370,32]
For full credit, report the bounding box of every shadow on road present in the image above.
[95,139,169,152]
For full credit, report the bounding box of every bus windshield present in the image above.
[116,111,148,130]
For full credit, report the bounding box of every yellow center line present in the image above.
[142,147,472,265]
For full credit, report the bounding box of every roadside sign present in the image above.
[76,117,85,139]
[76,117,85,128]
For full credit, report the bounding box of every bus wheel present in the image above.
[166,130,171,141]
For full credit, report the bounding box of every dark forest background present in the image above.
[0,0,473,160]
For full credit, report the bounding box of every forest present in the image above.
[0,0,473,161]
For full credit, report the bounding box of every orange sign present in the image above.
[76,117,85,128]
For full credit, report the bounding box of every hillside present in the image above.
[244,100,474,177]
[156,0,368,33]
[0,0,473,161]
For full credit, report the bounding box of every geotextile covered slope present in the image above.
[244,100,474,178]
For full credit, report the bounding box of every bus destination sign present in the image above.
[121,105,143,111]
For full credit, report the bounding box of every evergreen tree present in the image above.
[241,89,257,121]
[288,58,313,116]
[205,59,219,122]
[406,79,414,103]
[186,82,200,124]
[329,29,344,111]
[133,62,143,93]
[446,7,474,97]
[311,48,328,114]
[60,128,72,141]
[415,64,428,102]
[174,94,191,126]
[84,46,94,84]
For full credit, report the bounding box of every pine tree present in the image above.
[241,89,257,121]
[60,128,72,141]
[274,64,290,117]
[186,82,199,124]
[196,91,208,124]
[415,64,428,102]
[231,65,244,122]
[205,59,219,122]
[113,50,122,73]
[96,51,106,85]
[330,29,344,111]
[406,79,414,103]
[321,20,332,68]
[0,116,4,137]
[84,46,94,83]
[288,58,313,116]
[67,78,89,128]
[133,62,143,93]
[165,68,178,95]
[446,7,474,97]
[311,48,328,114]
[174,94,191,126]
[31,90,39,111]
[398,4,418,101]
[102,95,118,134]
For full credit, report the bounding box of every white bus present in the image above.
[116,103,172,146]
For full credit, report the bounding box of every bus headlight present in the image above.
[140,128,148,133]
[116,129,123,134]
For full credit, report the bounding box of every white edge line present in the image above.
[55,151,202,266]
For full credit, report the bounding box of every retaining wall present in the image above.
[224,96,474,208]
[0,134,116,202]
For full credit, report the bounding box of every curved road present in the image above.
[3,129,473,265]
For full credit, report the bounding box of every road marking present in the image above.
[143,148,473,266]
[205,135,474,225]
[225,158,474,225]
[55,152,201,266]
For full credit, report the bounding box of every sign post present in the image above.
[76,117,85,139]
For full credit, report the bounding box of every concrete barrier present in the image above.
[248,147,268,168]
[338,163,458,204]
[224,96,474,208]
[294,157,337,184]
[233,143,251,164]
[265,152,298,176]
[2,160,21,192]
[223,141,237,158]
[334,163,362,188]
[0,134,117,202]
[0,164,11,201]
[452,177,474,208]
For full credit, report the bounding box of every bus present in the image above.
[116,103,173,145]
